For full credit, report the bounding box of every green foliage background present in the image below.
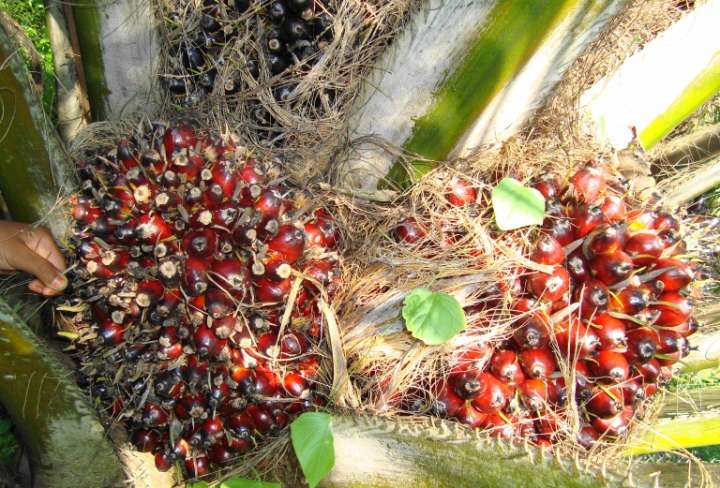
[0,0,55,116]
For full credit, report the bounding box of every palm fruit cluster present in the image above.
[60,122,341,477]
[394,165,698,447]
[163,0,333,104]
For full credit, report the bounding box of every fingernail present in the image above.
[51,275,68,291]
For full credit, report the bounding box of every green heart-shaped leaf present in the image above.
[291,412,334,488]
[492,177,546,230]
[219,478,281,488]
[402,288,466,345]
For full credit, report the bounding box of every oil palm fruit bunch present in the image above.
[395,165,699,448]
[162,0,334,105]
[59,122,341,477]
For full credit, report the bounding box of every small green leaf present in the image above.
[491,177,546,230]
[188,482,209,488]
[290,412,334,488]
[220,477,281,488]
[402,288,466,345]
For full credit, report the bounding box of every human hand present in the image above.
[0,221,68,296]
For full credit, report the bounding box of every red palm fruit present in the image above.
[657,330,689,357]
[653,292,692,326]
[280,333,307,358]
[653,258,692,292]
[446,176,477,206]
[511,297,550,314]
[528,266,570,302]
[393,218,427,244]
[100,249,130,271]
[609,286,650,314]
[622,379,645,406]
[669,317,699,337]
[314,208,340,249]
[205,289,234,318]
[202,417,225,445]
[549,218,575,246]
[211,162,239,197]
[520,378,555,411]
[519,348,556,378]
[185,455,209,478]
[254,188,283,221]
[254,367,281,396]
[211,203,239,228]
[567,250,590,282]
[532,173,562,200]
[635,358,660,383]
[654,213,680,233]
[283,371,308,398]
[532,235,564,265]
[490,350,525,385]
[136,279,164,307]
[298,356,321,379]
[590,250,634,285]
[267,225,305,263]
[173,438,191,460]
[116,138,138,168]
[592,405,632,437]
[194,323,225,358]
[470,373,512,414]
[212,258,251,298]
[513,315,551,349]
[175,393,207,419]
[303,222,327,249]
[228,410,255,437]
[584,225,624,258]
[591,312,627,349]
[142,403,169,427]
[589,350,630,383]
[577,425,599,449]
[238,160,262,184]
[133,430,160,452]
[572,205,605,237]
[163,125,197,156]
[98,320,125,345]
[555,320,600,358]
[625,327,660,364]
[483,414,516,440]
[137,214,172,242]
[451,345,493,375]
[254,277,291,302]
[183,257,209,296]
[586,385,623,417]
[624,232,664,266]
[600,195,627,223]
[207,444,235,466]
[576,280,610,319]
[247,405,276,434]
[456,403,488,428]
[449,371,483,400]
[434,381,464,417]
[570,165,606,203]
[183,229,218,258]
[154,451,173,472]
[259,253,292,283]
[212,316,237,340]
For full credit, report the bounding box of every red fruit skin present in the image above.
[520,378,554,411]
[183,229,218,258]
[185,455,209,478]
[513,315,551,350]
[446,176,477,206]
[267,225,305,263]
[183,257,210,296]
[205,289,234,318]
[567,250,590,283]
[142,403,169,427]
[202,417,225,444]
[570,166,606,203]
[283,371,308,398]
[600,195,627,222]
[456,404,488,428]
[207,444,235,466]
[532,235,565,265]
[592,405,633,437]
[527,266,570,302]
[519,348,556,379]
[254,188,283,221]
[212,258,251,298]
[625,327,660,364]
[609,286,650,315]
[393,218,427,244]
[163,125,197,155]
[133,430,160,453]
[653,292,692,327]
[589,350,630,384]
[578,279,610,319]
[624,232,664,266]
[532,174,562,200]
[584,225,625,258]
[549,219,575,246]
[470,373,511,414]
[586,385,623,417]
[577,425,599,449]
[590,250,634,285]
[154,451,173,472]
[98,320,125,345]
[653,258,693,292]
[572,205,605,237]
[434,381,464,417]
[254,277,291,303]
[591,312,627,350]
[194,324,226,358]
[554,321,600,358]
[490,350,525,385]
[137,214,172,242]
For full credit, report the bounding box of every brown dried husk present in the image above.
[152,0,418,185]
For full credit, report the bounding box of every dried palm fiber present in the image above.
[152,0,418,184]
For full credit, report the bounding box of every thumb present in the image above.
[8,244,67,292]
